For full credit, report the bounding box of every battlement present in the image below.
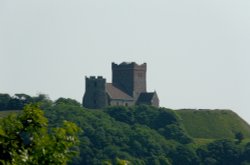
[87,76,105,80]
[86,76,106,84]
[85,76,106,90]
[112,62,146,70]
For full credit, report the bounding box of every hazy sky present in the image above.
[1,0,250,123]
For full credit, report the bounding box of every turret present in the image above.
[82,76,108,108]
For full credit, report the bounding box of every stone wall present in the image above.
[112,62,147,97]
[109,99,134,106]
[83,76,108,109]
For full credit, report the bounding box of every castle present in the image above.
[82,62,159,108]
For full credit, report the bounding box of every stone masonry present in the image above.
[82,62,159,109]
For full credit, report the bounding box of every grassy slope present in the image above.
[0,110,20,118]
[176,109,250,139]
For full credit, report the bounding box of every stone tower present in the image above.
[112,62,147,98]
[82,76,108,109]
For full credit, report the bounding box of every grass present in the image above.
[194,138,215,146]
[176,109,250,139]
[239,138,250,147]
[0,110,21,118]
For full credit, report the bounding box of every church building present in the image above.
[82,62,159,109]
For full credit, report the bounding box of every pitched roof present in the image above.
[106,83,134,100]
[136,92,156,103]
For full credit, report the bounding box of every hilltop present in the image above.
[176,109,250,139]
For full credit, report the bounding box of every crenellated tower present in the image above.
[112,62,147,98]
[82,76,108,108]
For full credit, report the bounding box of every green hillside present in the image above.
[2,94,250,164]
[0,110,20,118]
[2,108,250,140]
[2,102,250,164]
[176,109,250,139]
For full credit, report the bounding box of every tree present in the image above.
[32,94,53,109]
[242,142,250,163]
[0,94,11,110]
[15,93,33,103]
[201,139,241,165]
[0,104,80,165]
[171,145,200,165]
[7,94,33,110]
[235,132,244,144]
[55,98,81,107]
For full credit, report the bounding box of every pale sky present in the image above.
[1,0,250,123]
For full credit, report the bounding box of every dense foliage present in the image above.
[44,104,178,164]
[43,103,250,165]
[0,93,52,111]
[0,104,80,165]
[1,93,250,164]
